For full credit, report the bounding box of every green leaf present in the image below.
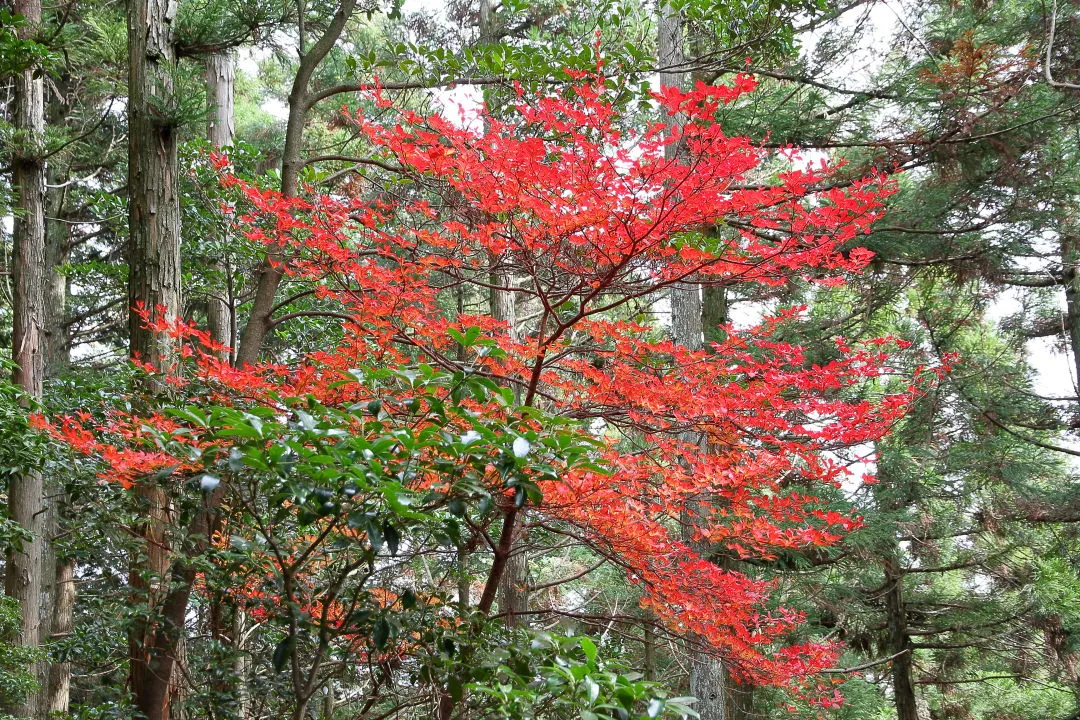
[583,676,600,703]
[401,588,417,610]
[373,617,391,649]
[579,636,597,664]
[384,522,400,555]
[272,635,295,672]
[366,518,384,553]
[448,673,464,702]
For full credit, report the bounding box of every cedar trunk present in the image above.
[6,0,48,715]
[44,559,75,715]
[127,0,181,367]
[481,0,531,627]
[661,8,750,717]
[127,0,183,716]
[884,556,920,720]
[42,72,79,711]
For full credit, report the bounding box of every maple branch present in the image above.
[268,289,319,316]
[476,507,518,614]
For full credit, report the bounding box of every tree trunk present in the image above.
[127,0,181,367]
[492,272,528,626]
[37,69,77,716]
[497,533,529,626]
[128,487,177,720]
[1060,234,1080,392]
[127,0,182,716]
[5,0,48,714]
[661,9,750,717]
[205,51,234,358]
[474,0,531,629]
[234,608,251,719]
[44,170,71,378]
[643,619,656,681]
[320,680,335,719]
[234,0,358,366]
[701,284,728,346]
[884,556,920,720]
[45,558,75,715]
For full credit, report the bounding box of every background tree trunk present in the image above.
[471,0,531,628]
[661,7,750,717]
[40,71,77,714]
[205,51,234,358]
[884,555,920,720]
[43,174,70,377]
[45,559,74,715]
[1059,233,1080,392]
[234,0,358,366]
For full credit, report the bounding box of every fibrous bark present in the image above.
[126,0,183,716]
[5,0,48,714]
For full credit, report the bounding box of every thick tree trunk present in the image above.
[205,52,235,358]
[689,656,728,720]
[127,0,181,367]
[127,0,183,716]
[661,5,716,714]
[475,0,531,628]
[37,71,77,716]
[643,620,656,681]
[497,532,529,626]
[5,0,48,715]
[492,268,528,625]
[884,556,920,720]
[701,285,728,346]
[128,488,177,720]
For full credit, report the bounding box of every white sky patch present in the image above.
[401,0,447,19]
[433,84,485,129]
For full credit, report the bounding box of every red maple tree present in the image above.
[45,70,936,710]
